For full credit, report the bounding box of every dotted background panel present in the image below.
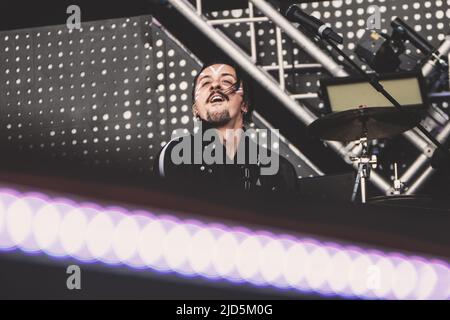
[151,28,199,148]
[0,15,320,179]
[0,17,158,174]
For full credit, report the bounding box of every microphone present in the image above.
[391,17,435,55]
[284,4,343,44]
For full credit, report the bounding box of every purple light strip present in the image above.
[0,187,448,299]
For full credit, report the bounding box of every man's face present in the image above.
[193,64,248,126]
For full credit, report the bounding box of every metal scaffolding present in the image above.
[400,35,450,194]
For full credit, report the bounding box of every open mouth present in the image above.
[208,93,226,104]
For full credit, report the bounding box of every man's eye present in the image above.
[223,80,232,85]
[201,81,210,87]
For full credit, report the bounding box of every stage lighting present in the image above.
[355,30,403,73]
[0,187,449,299]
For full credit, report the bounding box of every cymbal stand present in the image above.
[350,126,378,203]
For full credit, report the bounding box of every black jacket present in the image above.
[153,124,298,193]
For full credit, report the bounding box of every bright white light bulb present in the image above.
[212,232,239,278]
[113,215,140,263]
[328,250,353,294]
[348,254,373,296]
[427,263,450,299]
[86,212,115,260]
[0,199,5,237]
[259,239,286,284]
[163,225,191,270]
[0,194,19,249]
[33,204,61,251]
[373,257,395,298]
[392,260,418,299]
[188,228,216,275]
[236,235,263,281]
[284,242,310,287]
[6,199,33,247]
[305,246,332,291]
[60,208,89,256]
[138,220,166,267]
[413,261,438,300]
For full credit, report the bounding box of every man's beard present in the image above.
[205,108,231,126]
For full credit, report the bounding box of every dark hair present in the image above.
[191,59,254,124]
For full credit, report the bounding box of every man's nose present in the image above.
[210,80,222,90]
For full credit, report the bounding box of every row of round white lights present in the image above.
[0,187,448,299]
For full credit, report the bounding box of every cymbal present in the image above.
[369,195,450,210]
[308,106,426,142]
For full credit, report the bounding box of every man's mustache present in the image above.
[205,82,240,103]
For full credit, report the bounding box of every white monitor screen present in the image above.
[326,77,424,112]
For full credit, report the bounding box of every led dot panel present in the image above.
[0,17,157,174]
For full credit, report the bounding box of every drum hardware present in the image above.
[308,106,423,204]
[349,135,378,204]
[367,194,439,209]
[391,163,403,195]
[307,106,426,142]
[303,22,449,204]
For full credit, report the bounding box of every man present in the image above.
[154,60,298,192]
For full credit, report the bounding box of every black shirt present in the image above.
[154,123,298,193]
